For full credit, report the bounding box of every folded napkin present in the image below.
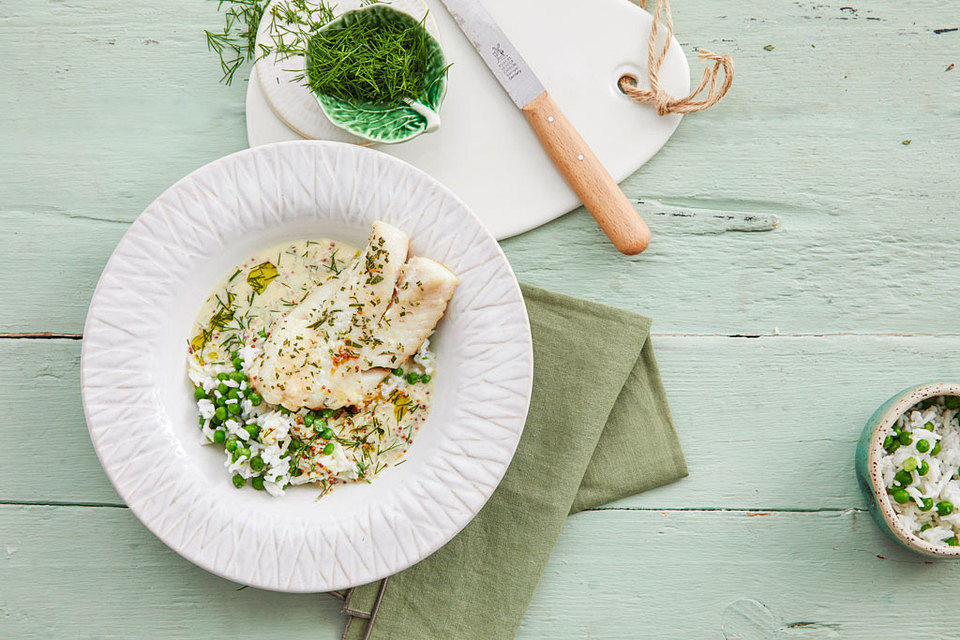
[339,284,688,640]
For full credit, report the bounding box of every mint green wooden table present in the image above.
[3,1,959,637]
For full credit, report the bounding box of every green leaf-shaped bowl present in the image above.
[308,5,448,145]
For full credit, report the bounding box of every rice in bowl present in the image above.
[880,395,960,547]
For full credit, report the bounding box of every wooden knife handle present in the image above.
[521,92,651,255]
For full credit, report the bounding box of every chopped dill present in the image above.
[324,249,342,275]
[305,11,436,103]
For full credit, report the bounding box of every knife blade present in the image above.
[437,0,651,254]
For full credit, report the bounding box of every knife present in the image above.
[437,0,651,255]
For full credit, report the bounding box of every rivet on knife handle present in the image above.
[521,92,651,255]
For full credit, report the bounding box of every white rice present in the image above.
[189,339,413,497]
[879,396,960,546]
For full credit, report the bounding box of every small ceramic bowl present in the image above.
[309,5,448,145]
[856,382,960,558]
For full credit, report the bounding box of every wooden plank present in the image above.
[525,508,956,639]
[2,0,248,224]
[1,212,126,336]
[7,334,960,509]
[2,0,959,333]
[0,505,344,639]
[1,505,954,639]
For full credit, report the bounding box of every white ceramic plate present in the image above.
[81,141,533,592]
[246,0,690,240]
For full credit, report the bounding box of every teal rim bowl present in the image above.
[856,381,960,558]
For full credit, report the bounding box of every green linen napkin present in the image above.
[339,284,688,640]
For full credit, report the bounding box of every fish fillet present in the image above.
[248,221,457,411]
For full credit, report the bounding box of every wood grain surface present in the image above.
[1,0,959,637]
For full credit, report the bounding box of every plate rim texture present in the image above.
[80,140,533,592]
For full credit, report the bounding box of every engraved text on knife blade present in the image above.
[438,0,545,109]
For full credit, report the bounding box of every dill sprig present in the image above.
[265,0,336,62]
[205,0,269,85]
[205,0,339,85]
[305,12,434,103]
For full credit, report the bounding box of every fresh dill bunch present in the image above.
[204,0,443,104]
[305,13,434,104]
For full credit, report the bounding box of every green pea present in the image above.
[903,457,918,472]
[895,470,912,485]
[937,500,954,516]
[249,392,262,406]
[947,537,960,547]
[891,488,910,504]
[232,473,246,489]
[244,423,260,440]
[420,374,432,383]
[899,431,913,445]
[227,388,240,400]
[213,429,226,444]
[321,427,335,439]
[214,406,227,421]
[920,524,933,532]
[225,438,238,452]
[249,455,265,471]
[882,435,895,450]
[916,439,931,453]
[228,403,242,415]
[918,497,934,511]
[279,405,291,416]
[217,372,229,381]
[288,439,303,453]
[237,447,251,459]
[925,422,935,429]
[321,409,334,419]
[392,368,404,376]
[946,396,960,409]
[194,386,206,400]
[322,442,335,455]
[217,382,229,395]
[232,357,243,371]
[252,476,265,490]
[198,415,205,426]
[919,460,930,476]
[231,372,246,382]
[932,441,942,456]
[887,440,901,453]
[406,372,420,384]
[303,413,315,427]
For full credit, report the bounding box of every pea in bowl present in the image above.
[856,382,960,558]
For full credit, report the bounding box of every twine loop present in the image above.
[619,0,733,115]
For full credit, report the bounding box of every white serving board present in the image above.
[246,0,690,240]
